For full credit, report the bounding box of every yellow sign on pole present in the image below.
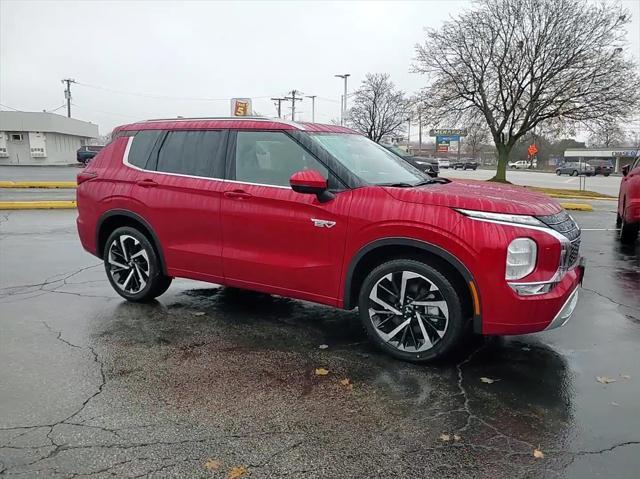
[231,98,252,117]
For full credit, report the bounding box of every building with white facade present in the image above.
[564,147,639,173]
[0,111,99,165]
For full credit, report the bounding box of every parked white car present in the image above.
[438,158,450,168]
[509,160,536,169]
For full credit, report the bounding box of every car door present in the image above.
[126,129,227,282]
[220,130,352,305]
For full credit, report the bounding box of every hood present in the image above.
[383,179,562,216]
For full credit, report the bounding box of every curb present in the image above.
[0,201,77,210]
[558,202,593,212]
[547,194,615,201]
[0,181,77,189]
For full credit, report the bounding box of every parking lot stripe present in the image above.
[0,181,77,189]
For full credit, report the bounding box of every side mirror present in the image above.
[290,170,334,203]
[622,164,630,177]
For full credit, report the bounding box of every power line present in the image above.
[74,81,273,102]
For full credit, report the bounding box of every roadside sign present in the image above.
[528,144,538,156]
[430,128,467,137]
[231,98,252,116]
[436,135,460,153]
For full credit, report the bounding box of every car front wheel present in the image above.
[358,259,467,362]
[104,226,172,302]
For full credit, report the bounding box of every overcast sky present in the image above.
[1,0,639,136]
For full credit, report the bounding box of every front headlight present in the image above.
[455,209,544,227]
[506,238,537,280]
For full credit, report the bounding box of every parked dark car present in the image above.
[77,145,104,165]
[452,158,478,170]
[587,159,613,176]
[381,144,439,177]
[555,161,594,176]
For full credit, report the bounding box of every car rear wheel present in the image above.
[104,226,172,302]
[358,259,466,362]
[571,170,578,176]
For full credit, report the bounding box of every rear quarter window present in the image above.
[127,130,164,169]
[155,130,225,178]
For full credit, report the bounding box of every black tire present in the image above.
[620,217,639,244]
[103,226,172,302]
[358,259,467,363]
[616,213,622,228]
[556,170,562,176]
[604,173,610,177]
[571,170,578,176]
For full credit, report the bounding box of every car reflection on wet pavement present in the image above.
[1,203,639,478]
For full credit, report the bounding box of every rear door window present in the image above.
[155,130,225,178]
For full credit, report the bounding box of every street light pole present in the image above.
[334,74,350,126]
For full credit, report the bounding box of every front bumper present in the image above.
[481,260,585,335]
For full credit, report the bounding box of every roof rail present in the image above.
[143,116,272,122]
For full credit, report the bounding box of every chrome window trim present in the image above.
[122,136,296,190]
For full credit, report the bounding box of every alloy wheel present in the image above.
[368,271,449,353]
[107,234,150,294]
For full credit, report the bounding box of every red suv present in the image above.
[77,118,585,362]
[618,156,640,244]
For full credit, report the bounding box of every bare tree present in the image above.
[587,122,626,147]
[414,0,640,182]
[348,73,411,143]
[464,122,490,159]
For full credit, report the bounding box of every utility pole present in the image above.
[271,97,286,118]
[284,90,303,122]
[61,78,76,118]
[334,73,350,125]
[406,117,411,154]
[306,95,317,122]
[418,110,423,155]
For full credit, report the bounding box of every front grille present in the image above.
[536,211,581,268]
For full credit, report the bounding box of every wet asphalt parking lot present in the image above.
[0,202,639,478]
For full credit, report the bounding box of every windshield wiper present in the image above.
[413,178,451,186]
[377,182,414,187]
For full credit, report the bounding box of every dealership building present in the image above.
[0,111,99,165]
[564,147,638,173]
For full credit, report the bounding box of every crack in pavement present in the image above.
[581,287,639,312]
[0,263,112,303]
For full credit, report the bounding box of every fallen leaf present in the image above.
[315,367,330,376]
[204,459,221,471]
[340,378,354,390]
[480,377,498,384]
[318,344,329,349]
[193,311,206,316]
[596,376,616,384]
[533,448,545,459]
[611,401,620,407]
[439,433,451,442]
[620,374,631,380]
[228,466,248,478]
[453,434,461,441]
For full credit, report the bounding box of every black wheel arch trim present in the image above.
[343,237,482,332]
[96,209,168,275]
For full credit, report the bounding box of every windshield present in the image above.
[310,134,426,185]
[385,145,409,157]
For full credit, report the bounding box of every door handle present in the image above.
[136,179,158,188]
[224,189,252,199]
